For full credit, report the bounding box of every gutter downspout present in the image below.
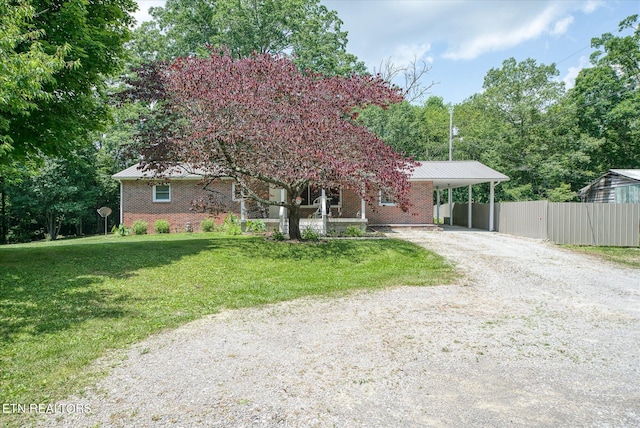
[119,181,123,226]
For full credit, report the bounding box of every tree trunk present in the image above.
[46,213,57,240]
[288,205,301,240]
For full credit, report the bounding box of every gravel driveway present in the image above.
[41,228,640,427]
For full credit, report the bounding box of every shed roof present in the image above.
[411,161,509,189]
[610,169,640,181]
[578,169,640,194]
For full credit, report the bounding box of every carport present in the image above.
[416,161,509,231]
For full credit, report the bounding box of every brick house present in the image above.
[112,161,508,233]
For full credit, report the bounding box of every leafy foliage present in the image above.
[245,219,266,234]
[570,14,640,171]
[154,219,171,234]
[114,223,130,236]
[2,0,137,163]
[132,220,148,235]
[0,0,68,160]
[345,225,365,237]
[219,213,242,235]
[130,0,366,76]
[5,152,102,241]
[301,226,320,241]
[200,218,215,232]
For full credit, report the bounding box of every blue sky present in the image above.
[132,0,640,104]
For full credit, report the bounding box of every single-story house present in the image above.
[579,169,640,203]
[112,161,509,233]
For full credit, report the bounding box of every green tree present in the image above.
[131,0,365,76]
[472,58,566,200]
[0,0,68,159]
[357,101,425,159]
[570,14,640,172]
[421,97,451,161]
[3,0,137,164]
[6,150,102,241]
[357,96,453,161]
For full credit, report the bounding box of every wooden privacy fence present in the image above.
[452,201,640,247]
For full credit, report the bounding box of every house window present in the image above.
[379,190,397,206]
[298,186,342,207]
[153,184,171,202]
[232,183,246,201]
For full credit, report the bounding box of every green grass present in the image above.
[564,245,640,268]
[0,233,453,424]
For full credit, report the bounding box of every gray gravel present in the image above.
[40,228,640,427]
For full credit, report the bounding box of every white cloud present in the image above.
[563,55,591,89]
[390,43,432,67]
[580,0,603,14]
[443,3,569,60]
[551,16,574,36]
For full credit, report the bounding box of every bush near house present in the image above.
[132,220,148,235]
[154,219,170,234]
[201,218,215,232]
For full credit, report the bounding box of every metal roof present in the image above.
[411,161,509,189]
[611,169,640,181]
[113,160,509,189]
[112,163,213,180]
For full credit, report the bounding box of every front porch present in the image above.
[239,187,368,235]
[246,218,368,234]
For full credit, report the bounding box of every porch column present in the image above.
[448,188,453,226]
[321,189,327,235]
[361,197,366,220]
[436,188,440,225]
[467,185,472,229]
[240,199,246,221]
[279,188,286,233]
[489,181,495,232]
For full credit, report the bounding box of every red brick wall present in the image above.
[337,182,434,225]
[119,179,434,230]
[366,181,434,225]
[120,179,238,233]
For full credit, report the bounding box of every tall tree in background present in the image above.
[473,58,566,200]
[134,51,410,239]
[356,102,426,160]
[131,0,366,76]
[5,149,102,241]
[570,14,640,171]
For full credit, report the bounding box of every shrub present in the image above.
[345,225,365,237]
[272,229,285,241]
[154,219,170,234]
[132,220,148,235]
[221,213,242,235]
[114,223,130,237]
[301,226,320,241]
[201,218,215,232]
[245,219,266,234]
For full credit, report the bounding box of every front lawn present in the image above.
[0,233,453,425]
